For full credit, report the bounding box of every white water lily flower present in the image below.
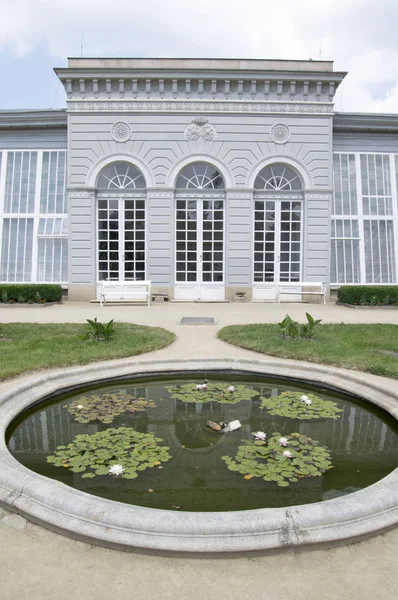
[300,395,309,402]
[108,464,124,476]
[279,437,288,446]
[252,431,267,441]
[228,386,236,393]
[304,399,312,406]
[283,450,293,458]
[196,383,207,391]
[76,404,84,409]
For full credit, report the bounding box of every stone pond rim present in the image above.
[1,357,398,553]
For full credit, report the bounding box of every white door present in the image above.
[253,199,302,300]
[174,198,224,301]
[97,197,146,298]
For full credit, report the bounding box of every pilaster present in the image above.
[303,191,333,283]
[67,188,96,300]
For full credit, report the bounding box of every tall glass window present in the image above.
[40,151,68,213]
[253,164,303,285]
[37,218,68,282]
[96,162,146,283]
[0,150,68,283]
[4,151,37,213]
[0,218,34,282]
[331,153,397,284]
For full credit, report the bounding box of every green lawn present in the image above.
[218,323,398,379]
[0,322,175,380]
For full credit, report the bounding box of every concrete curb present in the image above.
[1,357,398,553]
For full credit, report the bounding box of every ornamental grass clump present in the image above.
[166,381,259,404]
[47,427,171,479]
[260,391,343,420]
[222,432,333,487]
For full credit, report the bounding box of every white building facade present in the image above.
[0,58,397,301]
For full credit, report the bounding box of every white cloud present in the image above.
[1,0,398,112]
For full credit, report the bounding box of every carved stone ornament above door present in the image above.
[184,116,217,142]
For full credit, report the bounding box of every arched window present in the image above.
[254,164,302,191]
[176,162,225,189]
[97,162,146,190]
[174,162,225,300]
[96,161,146,286]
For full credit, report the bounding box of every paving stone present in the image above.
[179,316,215,324]
[1,514,27,531]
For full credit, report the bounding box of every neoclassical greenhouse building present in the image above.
[0,57,398,301]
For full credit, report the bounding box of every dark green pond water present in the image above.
[6,372,398,512]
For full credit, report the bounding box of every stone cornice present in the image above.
[56,59,345,104]
[0,109,67,129]
[66,100,334,115]
[333,112,398,133]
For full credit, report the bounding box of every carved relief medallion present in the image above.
[270,123,290,144]
[184,116,217,141]
[111,121,131,142]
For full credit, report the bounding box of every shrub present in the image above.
[338,286,398,306]
[0,284,63,304]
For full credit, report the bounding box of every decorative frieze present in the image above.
[304,192,333,200]
[67,100,334,114]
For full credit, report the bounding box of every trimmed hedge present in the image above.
[338,285,398,305]
[0,284,63,304]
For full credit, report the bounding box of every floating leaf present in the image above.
[67,392,157,424]
[46,427,171,480]
[166,381,259,404]
[260,391,343,420]
[221,433,333,486]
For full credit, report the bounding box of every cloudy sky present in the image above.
[1,0,397,113]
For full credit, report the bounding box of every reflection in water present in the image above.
[7,378,398,512]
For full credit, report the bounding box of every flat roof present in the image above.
[0,109,67,129]
[66,57,335,73]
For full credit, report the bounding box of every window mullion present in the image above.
[0,151,7,280]
[31,152,43,283]
[390,154,398,283]
[356,153,366,284]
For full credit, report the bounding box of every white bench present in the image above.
[98,281,152,307]
[276,282,327,304]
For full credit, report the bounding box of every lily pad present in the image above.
[66,392,157,424]
[260,391,343,420]
[166,381,258,404]
[221,433,333,486]
[46,427,171,479]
